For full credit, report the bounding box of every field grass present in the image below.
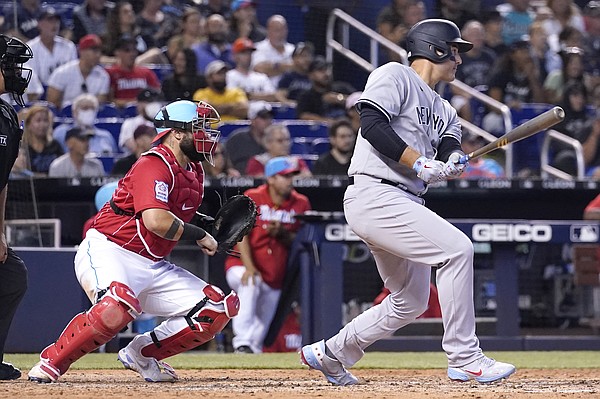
[6,351,600,370]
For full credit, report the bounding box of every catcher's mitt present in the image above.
[212,195,258,256]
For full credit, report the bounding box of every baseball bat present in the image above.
[458,106,565,164]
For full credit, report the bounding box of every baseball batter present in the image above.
[28,100,239,383]
[301,19,516,385]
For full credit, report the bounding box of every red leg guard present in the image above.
[40,282,141,377]
[141,286,239,361]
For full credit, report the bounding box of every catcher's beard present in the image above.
[180,136,207,163]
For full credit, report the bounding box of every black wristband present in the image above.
[181,223,207,241]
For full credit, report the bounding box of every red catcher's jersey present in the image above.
[224,184,311,289]
[92,145,204,260]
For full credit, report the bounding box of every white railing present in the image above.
[540,129,585,180]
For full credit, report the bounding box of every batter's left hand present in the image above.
[444,152,466,179]
[197,233,218,256]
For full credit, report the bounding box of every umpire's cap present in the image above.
[406,19,473,63]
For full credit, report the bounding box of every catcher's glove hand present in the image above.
[212,195,258,257]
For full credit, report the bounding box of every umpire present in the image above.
[0,34,34,380]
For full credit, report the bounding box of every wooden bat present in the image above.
[458,106,565,164]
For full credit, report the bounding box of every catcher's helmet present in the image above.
[406,19,473,63]
[0,34,33,106]
[153,100,221,165]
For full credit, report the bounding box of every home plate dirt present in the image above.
[5,369,600,399]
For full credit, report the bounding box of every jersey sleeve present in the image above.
[357,63,406,121]
[129,155,174,213]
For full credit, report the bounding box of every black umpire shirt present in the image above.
[0,98,23,192]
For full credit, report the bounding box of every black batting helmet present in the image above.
[406,19,473,63]
[0,34,33,106]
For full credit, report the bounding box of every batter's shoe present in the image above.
[118,335,178,382]
[300,340,359,386]
[447,356,515,383]
[0,362,21,380]
[28,359,61,383]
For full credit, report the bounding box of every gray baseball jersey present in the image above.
[349,62,462,195]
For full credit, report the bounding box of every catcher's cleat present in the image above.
[447,356,515,383]
[118,336,178,382]
[300,340,359,386]
[28,360,60,383]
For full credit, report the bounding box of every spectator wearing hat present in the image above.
[459,131,505,179]
[192,14,234,75]
[277,42,314,103]
[25,6,78,87]
[46,34,111,109]
[227,38,287,103]
[72,0,111,44]
[3,0,43,41]
[48,126,105,178]
[53,93,118,155]
[251,15,295,87]
[193,60,248,121]
[311,118,356,176]
[162,48,207,102]
[106,35,161,108]
[111,124,156,175]
[118,88,164,153]
[225,100,274,172]
[227,0,266,43]
[225,155,310,354]
[296,56,355,124]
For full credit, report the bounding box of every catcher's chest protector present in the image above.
[141,285,240,360]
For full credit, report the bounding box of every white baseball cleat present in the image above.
[300,340,359,386]
[28,359,61,383]
[448,356,515,383]
[118,335,178,382]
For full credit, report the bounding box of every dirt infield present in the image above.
[4,368,600,399]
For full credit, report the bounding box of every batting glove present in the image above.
[412,156,446,183]
[443,152,466,179]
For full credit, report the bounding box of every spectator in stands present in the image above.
[225,156,311,354]
[12,105,63,176]
[106,35,161,108]
[227,38,288,103]
[543,0,586,53]
[162,48,207,102]
[196,0,232,19]
[53,93,118,155]
[296,56,355,124]
[202,142,240,178]
[528,21,560,84]
[111,124,155,175]
[251,15,295,87]
[311,118,356,176]
[459,131,505,179]
[225,100,273,172]
[166,7,205,55]
[433,0,478,30]
[118,88,163,153]
[46,34,110,109]
[136,0,179,49]
[48,126,105,178]
[544,46,586,104]
[451,20,497,121]
[552,82,600,176]
[245,125,311,177]
[481,9,509,57]
[192,14,234,74]
[72,0,111,44]
[227,0,266,43]
[25,6,78,87]
[376,0,410,57]
[497,0,536,45]
[582,1,600,81]
[277,41,314,103]
[483,38,545,135]
[102,1,149,58]
[192,60,248,121]
[3,0,42,41]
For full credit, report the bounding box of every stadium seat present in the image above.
[121,104,139,118]
[96,120,123,144]
[511,103,554,175]
[98,103,120,118]
[283,120,328,138]
[218,121,250,139]
[271,103,297,119]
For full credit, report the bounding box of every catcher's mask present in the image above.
[153,100,221,165]
[0,34,33,106]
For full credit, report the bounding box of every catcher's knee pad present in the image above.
[40,281,141,376]
[142,284,239,360]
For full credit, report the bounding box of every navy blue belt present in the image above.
[348,176,422,197]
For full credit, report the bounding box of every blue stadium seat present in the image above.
[98,155,115,175]
[310,138,330,155]
[218,121,250,139]
[511,103,554,174]
[121,104,138,118]
[283,120,328,138]
[96,120,123,144]
[98,103,120,118]
[59,104,72,118]
[271,103,297,119]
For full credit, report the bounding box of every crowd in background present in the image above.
[4,0,600,179]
